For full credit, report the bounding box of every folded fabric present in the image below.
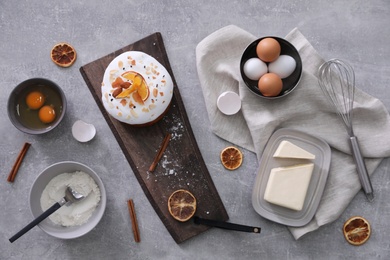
[195,25,390,239]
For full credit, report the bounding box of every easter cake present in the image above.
[101,51,173,126]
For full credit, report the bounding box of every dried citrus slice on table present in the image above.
[220,146,243,170]
[50,42,77,67]
[168,189,197,222]
[343,216,371,246]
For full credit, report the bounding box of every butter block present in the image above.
[273,140,315,160]
[264,163,314,211]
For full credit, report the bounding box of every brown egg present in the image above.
[256,38,281,62]
[258,73,283,97]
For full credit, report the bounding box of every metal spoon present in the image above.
[9,186,85,243]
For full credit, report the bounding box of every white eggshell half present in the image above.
[268,55,296,79]
[72,120,96,142]
[217,91,241,115]
[243,58,268,81]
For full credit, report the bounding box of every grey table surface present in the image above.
[1,0,390,259]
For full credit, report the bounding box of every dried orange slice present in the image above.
[343,216,371,246]
[220,146,243,170]
[116,84,137,98]
[168,189,197,222]
[122,71,136,81]
[116,73,149,101]
[50,42,77,67]
[137,81,149,101]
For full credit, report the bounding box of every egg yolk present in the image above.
[38,105,56,124]
[26,91,45,110]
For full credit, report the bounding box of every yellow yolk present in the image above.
[26,91,45,110]
[38,105,56,123]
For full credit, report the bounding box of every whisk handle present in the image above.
[349,136,374,201]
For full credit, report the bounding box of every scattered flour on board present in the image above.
[145,112,197,185]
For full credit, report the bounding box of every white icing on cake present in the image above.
[101,51,173,125]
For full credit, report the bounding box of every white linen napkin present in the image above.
[195,25,390,239]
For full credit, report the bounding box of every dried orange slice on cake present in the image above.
[220,146,243,170]
[116,72,149,102]
[136,80,149,101]
[168,189,197,222]
[343,216,371,246]
[50,42,77,67]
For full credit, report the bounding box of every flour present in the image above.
[40,171,101,227]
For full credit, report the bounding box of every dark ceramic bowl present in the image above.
[7,78,67,134]
[240,37,302,99]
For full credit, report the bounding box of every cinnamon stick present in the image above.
[127,199,141,243]
[7,142,31,183]
[148,133,171,172]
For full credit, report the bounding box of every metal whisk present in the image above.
[318,59,374,201]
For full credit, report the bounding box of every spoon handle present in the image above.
[194,216,261,234]
[9,202,62,243]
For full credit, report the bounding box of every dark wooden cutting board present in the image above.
[80,32,228,243]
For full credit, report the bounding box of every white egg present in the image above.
[72,120,96,142]
[268,55,296,79]
[243,58,268,81]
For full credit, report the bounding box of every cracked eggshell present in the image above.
[217,91,241,115]
[72,120,96,142]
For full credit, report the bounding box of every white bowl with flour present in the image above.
[29,161,106,239]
